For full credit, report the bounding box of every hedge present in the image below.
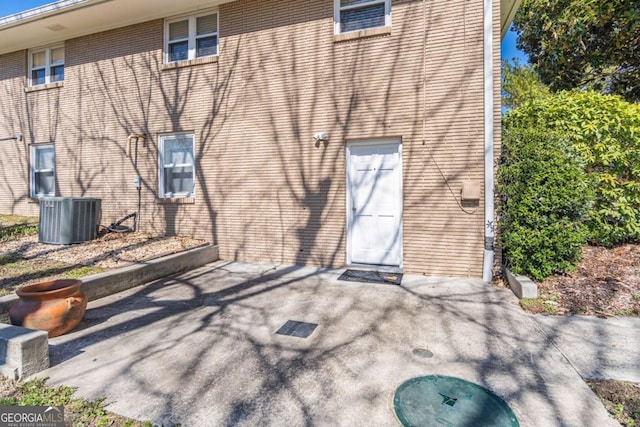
[504,91,640,246]
[497,129,594,280]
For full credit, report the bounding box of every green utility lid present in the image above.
[394,376,520,427]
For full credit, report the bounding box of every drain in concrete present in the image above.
[275,320,318,338]
[394,375,519,427]
[412,348,433,358]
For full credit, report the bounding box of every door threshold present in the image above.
[346,263,403,273]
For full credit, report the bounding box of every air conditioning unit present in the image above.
[39,197,101,245]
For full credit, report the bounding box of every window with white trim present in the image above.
[165,11,218,63]
[30,144,56,198]
[29,45,64,86]
[335,0,391,34]
[159,133,195,198]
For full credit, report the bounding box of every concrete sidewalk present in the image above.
[530,314,640,383]
[38,261,619,426]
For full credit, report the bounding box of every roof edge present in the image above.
[500,0,522,39]
[0,0,108,30]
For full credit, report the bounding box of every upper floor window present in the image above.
[30,143,56,198]
[29,46,64,86]
[158,133,195,198]
[165,11,218,63]
[335,0,391,34]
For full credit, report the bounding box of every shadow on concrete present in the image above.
[43,261,621,426]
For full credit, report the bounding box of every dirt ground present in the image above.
[519,244,640,317]
[0,231,208,295]
[587,379,640,427]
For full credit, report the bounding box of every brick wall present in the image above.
[0,0,500,277]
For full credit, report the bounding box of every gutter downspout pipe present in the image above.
[482,0,495,282]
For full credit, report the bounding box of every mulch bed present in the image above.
[0,232,207,296]
[522,244,640,317]
[506,245,640,425]
[587,379,640,426]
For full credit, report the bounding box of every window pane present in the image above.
[32,69,46,85]
[196,36,217,57]
[35,171,55,196]
[36,146,55,170]
[169,20,189,41]
[51,65,64,82]
[169,41,189,62]
[164,166,193,194]
[197,14,217,35]
[32,51,45,67]
[51,47,64,64]
[164,136,194,165]
[169,149,193,164]
[341,4,385,32]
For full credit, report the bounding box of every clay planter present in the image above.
[10,279,88,337]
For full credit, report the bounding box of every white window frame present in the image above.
[30,143,56,198]
[158,132,196,198]
[334,0,391,35]
[28,45,64,87]
[164,10,219,64]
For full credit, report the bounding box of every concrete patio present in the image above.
[38,261,620,426]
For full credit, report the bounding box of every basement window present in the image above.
[158,133,195,198]
[335,0,391,34]
[30,143,56,198]
[165,11,218,63]
[28,45,64,86]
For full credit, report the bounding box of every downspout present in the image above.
[482,0,495,282]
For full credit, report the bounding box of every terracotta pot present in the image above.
[10,279,88,337]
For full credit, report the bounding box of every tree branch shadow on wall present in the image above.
[0,81,62,211]
[82,40,243,243]
[4,1,594,426]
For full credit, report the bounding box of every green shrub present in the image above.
[498,129,594,280]
[504,91,640,246]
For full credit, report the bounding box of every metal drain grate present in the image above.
[275,320,318,338]
[412,348,434,358]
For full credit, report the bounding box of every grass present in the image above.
[0,377,160,427]
[0,214,38,242]
[0,214,39,241]
[61,265,104,280]
[616,308,640,316]
[0,214,38,228]
[520,295,560,314]
[587,379,640,426]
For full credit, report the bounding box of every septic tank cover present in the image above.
[394,375,519,427]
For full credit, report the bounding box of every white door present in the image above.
[347,140,402,266]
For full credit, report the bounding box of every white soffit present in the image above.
[500,0,522,39]
[0,0,232,55]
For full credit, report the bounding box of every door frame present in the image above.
[345,138,403,269]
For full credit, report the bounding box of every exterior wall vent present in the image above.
[39,197,101,245]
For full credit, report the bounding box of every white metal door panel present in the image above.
[347,141,402,266]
